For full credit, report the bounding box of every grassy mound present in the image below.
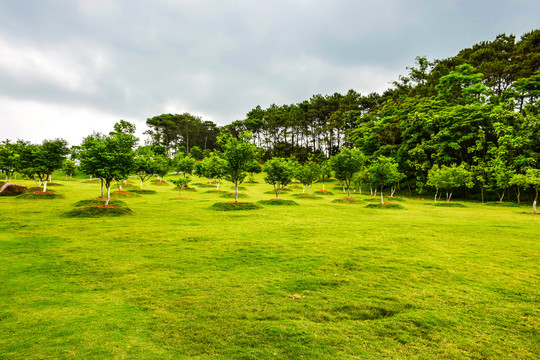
[196,183,217,188]
[17,191,64,199]
[128,189,157,194]
[204,189,225,193]
[80,179,102,183]
[244,180,259,184]
[315,190,334,195]
[332,198,361,204]
[264,188,292,195]
[210,202,262,211]
[173,186,197,192]
[385,196,406,202]
[485,201,522,207]
[365,203,405,209]
[151,180,169,186]
[220,192,249,198]
[62,205,133,218]
[434,202,467,208]
[292,193,322,199]
[229,186,247,191]
[73,199,128,207]
[258,199,299,206]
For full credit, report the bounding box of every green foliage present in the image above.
[263,157,295,198]
[427,164,473,203]
[61,159,78,178]
[368,156,405,203]
[79,126,136,205]
[217,132,257,202]
[295,161,320,195]
[329,148,366,197]
[189,146,203,160]
[0,140,17,182]
[174,155,195,178]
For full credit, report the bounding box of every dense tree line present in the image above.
[145,113,220,156]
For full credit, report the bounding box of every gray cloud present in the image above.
[0,0,539,145]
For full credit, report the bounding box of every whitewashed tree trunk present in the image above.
[43,181,48,192]
[380,189,384,204]
[533,200,537,213]
[217,180,220,190]
[105,185,111,206]
[235,182,239,202]
[322,182,325,191]
[140,178,144,190]
[303,185,306,193]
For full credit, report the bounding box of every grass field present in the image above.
[0,174,538,359]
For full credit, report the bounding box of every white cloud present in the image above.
[0,96,142,146]
[0,34,112,94]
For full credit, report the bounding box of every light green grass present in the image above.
[0,175,538,359]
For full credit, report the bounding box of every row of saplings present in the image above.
[2,126,539,214]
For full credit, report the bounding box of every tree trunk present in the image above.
[234,180,238,203]
[322,182,325,191]
[309,184,312,196]
[105,184,111,206]
[516,186,521,205]
[217,180,220,190]
[140,178,144,190]
[43,180,48,192]
[101,179,104,198]
[303,185,306,193]
[434,188,438,203]
[380,186,384,204]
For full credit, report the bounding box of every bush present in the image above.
[128,189,157,194]
[332,198,361,204]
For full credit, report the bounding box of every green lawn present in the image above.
[0,175,538,359]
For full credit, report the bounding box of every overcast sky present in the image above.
[0,0,539,146]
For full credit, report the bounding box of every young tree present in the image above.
[426,164,473,203]
[133,149,158,190]
[296,161,320,195]
[0,140,17,182]
[79,128,136,206]
[368,156,405,204]
[509,173,528,205]
[263,157,295,199]
[193,161,205,183]
[171,177,191,198]
[318,161,332,191]
[33,139,69,192]
[62,159,78,179]
[245,160,262,182]
[218,132,256,202]
[154,155,170,182]
[329,148,366,198]
[526,168,540,213]
[202,154,226,190]
[175,155,195,178]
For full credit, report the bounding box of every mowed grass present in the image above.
[0,175,538,359]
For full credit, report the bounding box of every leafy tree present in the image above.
[190,146,203,160]
[31,139,69,192]
[525,168,540,213]
[79,127,136,206]
[263,157,295,199]
[0,140,17,182]
[426,164,473,203]
[218,132,256,202]
[318,161,332,191]
[245,160,262,182]
[62,159,78,179]
[329,148,366,198]
[202,154,226,190]
[296,161,320,195]
[193,161,205,183]
[175,155,195,178]
[154,155,170,182]
[133,147,159,190]
[368,156,405,204]
[509,173,528,205]
[171,177,191,198]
